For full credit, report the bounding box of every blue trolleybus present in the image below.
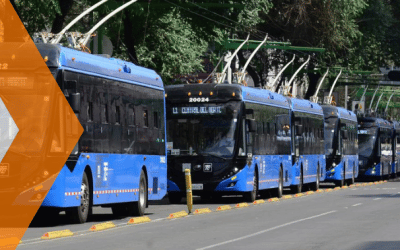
[358,117,393,180]
[34,44,167,223]
[322,105,358,186]
[165,83,324,203]
[287,98,325,193]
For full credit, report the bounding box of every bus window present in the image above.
[88,102,93,121]
[116,106,121,124]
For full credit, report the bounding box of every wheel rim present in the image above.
[80,182,89,214]
[279,171,283,195]
[299,170,303,192]
[316,168,320,188]
[139,177,145,207]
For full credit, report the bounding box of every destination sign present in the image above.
[172,106,224,115]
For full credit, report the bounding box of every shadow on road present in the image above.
[351,241,400,250]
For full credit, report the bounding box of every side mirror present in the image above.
[295,124,303,136]
[246,119,256,133]
[69,93,81,113]
[342,130,348,140]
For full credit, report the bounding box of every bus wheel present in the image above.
[291,167,303,194]
[244,172,258,202]
[349,166,355,185]
[168,193,182,204]
[132,170,147,216]
[274,168,283,198]
[335,166,345,187]
[68,172,91,224]
[312,165,320,191]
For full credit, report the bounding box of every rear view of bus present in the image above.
[165,83,292,203]
[322,106,358,186]
[358,117,393,179]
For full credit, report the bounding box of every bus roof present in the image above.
[321,105,357,122]
[165,83,290,109]
[36,43,163,89]
[359,117,393,129]
[287,97,324,116]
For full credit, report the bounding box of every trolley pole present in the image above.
[185,169,193,214]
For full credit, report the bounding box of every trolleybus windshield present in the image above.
[358,127,377,157]
[167,102,241,158]
[324,117,338,155]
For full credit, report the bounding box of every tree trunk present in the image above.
[51,0,75,33]
[123,14,139,65]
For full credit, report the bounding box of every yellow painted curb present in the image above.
[216,205,232,211]
[235,203,249,208]
[334,187,341,190]
[325,188,334,192]
[253,199,265,205]
[316,189,324,193]
[168,211,188,219]
[295,193,304,197]
[19,241,22,244]
[194,208,212,214]
[384,180,388,183]
[267,197,280,202]
[127,216,151,225]
[90,222,116,232]
[306,191,314,195]
[368,182,373,186]
[342,186,349,189]
[282,195,293,199]
[41,229,74,240]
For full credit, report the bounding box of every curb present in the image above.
[90,222,116,232]
[194,208,212,214]
[168,211,188,219]
[216,205,231,211]
[127,216,151,225]
[41,230,74,240]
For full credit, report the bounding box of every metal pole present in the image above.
[80,0,138,46]
[238,34,268,83]
[185,169,193,214]
[289,55,310,96]
[385,93,394,113]
[375,93,384,113]
[345,85,348,110]
[219,34,250,84]
[369,86,380,111]
[51,0,109,44]
[268,55,295,92]
[310,68,329,103]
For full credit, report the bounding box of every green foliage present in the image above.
[136,9,209,83]
[14,0,62,34]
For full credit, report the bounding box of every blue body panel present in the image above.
[42,153,167,207]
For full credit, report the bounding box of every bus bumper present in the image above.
[167,166,253,193]
[325,162,344,181]
[360,163,382,178]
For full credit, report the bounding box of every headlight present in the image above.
[332,163,336,167]
[233,167,239,173]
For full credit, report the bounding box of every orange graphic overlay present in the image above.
[0,1,83,249]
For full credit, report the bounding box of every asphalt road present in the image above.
[18,179,400,250]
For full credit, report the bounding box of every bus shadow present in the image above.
[346,194,399,199]
[29,211,155,228]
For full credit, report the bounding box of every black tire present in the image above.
[67,172,91,224]
[349,165,355,185]
[311,165,320,191]
[274,168,283,198]
[244,171,258,202]
[291,167,303,194]
[168,192,183,204]
[131,169,147,216]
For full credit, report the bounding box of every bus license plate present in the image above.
[192,184,203,190]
